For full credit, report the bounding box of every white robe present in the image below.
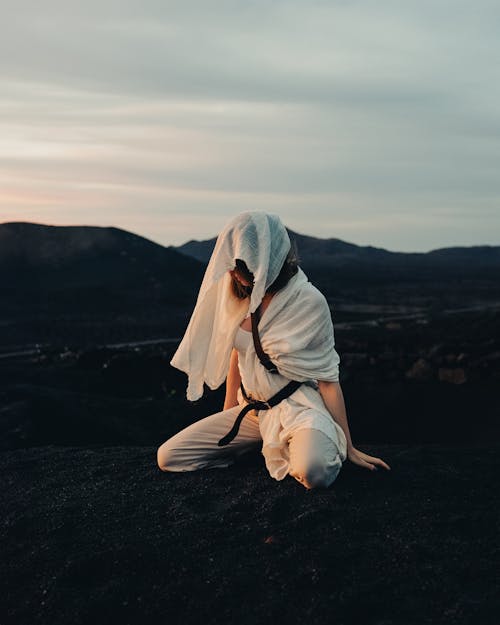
[170,210,347,479]
[233,273,347,480]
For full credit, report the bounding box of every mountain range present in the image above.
[177,228,500,276]
[1,221,499,347]
[0,222,204,346]
[3,221,500,282]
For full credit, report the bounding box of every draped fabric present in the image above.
[170,210,347,480]
[251,267,340,383]
[231,269,346,480]
[170,211,291,401]
[234,323,346,480]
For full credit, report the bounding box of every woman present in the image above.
[157,211,390,489]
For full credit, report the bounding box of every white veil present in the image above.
[170,211,291,401]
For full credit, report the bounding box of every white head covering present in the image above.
[170,211,291,400]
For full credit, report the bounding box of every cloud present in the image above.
[0,0,499,251]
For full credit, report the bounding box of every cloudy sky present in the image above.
[1,0,499,251]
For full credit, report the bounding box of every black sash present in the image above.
[217,305,302,447]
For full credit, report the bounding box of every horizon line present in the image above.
[1,219,498,255]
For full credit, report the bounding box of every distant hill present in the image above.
[176,229,500,288]
[177,229,500,271]
[176,230,403,264]
[0,221,203,299]
[1,221,499,347]
[0,222,205,345]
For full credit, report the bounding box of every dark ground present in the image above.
[2,443,499,625]
[1,306,500,625]
[2,306,500,452]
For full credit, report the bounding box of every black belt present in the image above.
[217,379,302,447]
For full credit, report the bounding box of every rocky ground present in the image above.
[1,307,499,452]
[1,307,500,624]
[2,443,499,625]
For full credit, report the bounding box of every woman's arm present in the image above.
[317,380,354,449]
[318,380,391,471]
[223,348,241,410]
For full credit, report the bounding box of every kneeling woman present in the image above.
[157,211,390,489]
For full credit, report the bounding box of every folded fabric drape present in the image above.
[170,211,292,400]
[171,211,340,403]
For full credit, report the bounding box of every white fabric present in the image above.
[287,428,343,489]
[157,403,262,471]
[168,209,347,482]
[234,322,347,480]
[157,402,342,489]
[237,266,341,384]
[171,211,291,401]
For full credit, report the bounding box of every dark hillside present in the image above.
[0,222,204,346]
[0,222,203,301]
[176,229,500,282]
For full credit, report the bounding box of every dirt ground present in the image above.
[2,443,499,625]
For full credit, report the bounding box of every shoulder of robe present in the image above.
[270,282,332,333]
[296,281,331,316]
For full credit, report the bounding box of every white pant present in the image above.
[157,405,342,490]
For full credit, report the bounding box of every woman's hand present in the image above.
[347,446,391,472]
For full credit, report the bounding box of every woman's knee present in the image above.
[157,442,170,471]
[291,458,342,490]
[156,436,229,473]
[289,429,342,489]
[157,441,183,472]
[292,466,328,490]
[157,423,207,472]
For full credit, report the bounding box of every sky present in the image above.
[1,0,499,252]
